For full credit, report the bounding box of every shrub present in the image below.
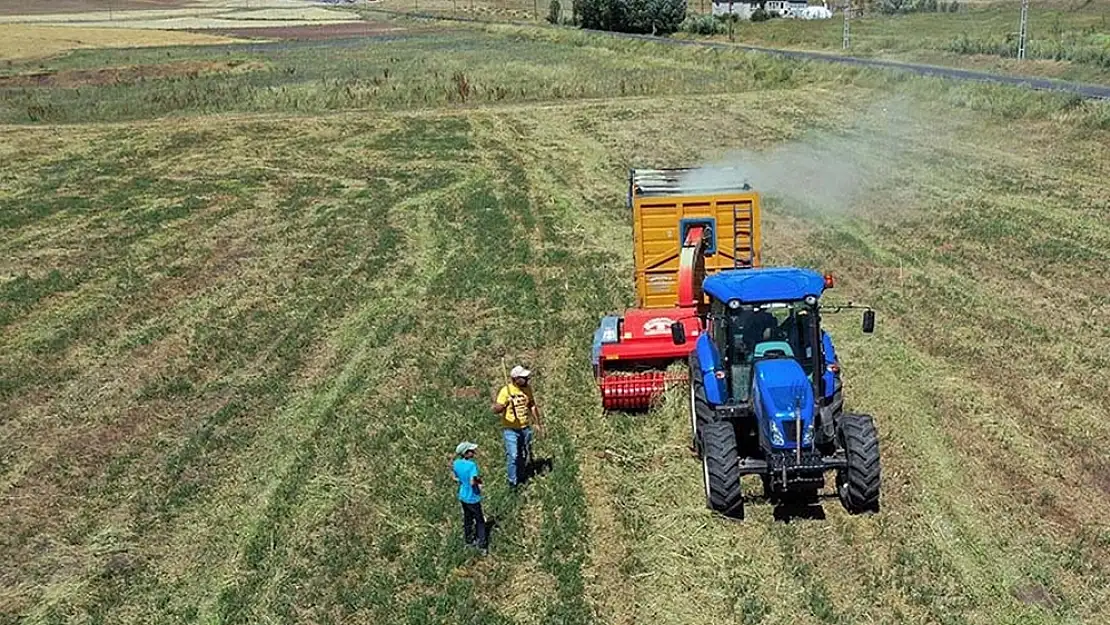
[548,0,561,23]
[874,0,952,13]
[750,7,770,21]
[680,13,726,34]
[573,0,687,34]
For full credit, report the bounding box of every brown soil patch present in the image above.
[1013,583,1059,608]
[0,59,264,88]
[196,20,413,41]
[0,0,191,16]
[452,387,481,399]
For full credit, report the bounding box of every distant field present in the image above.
[0,24,243,61]
[2,21,1110,625]
[0,0,192,16]
[357,0,1110,85]
[677,1,1110,84]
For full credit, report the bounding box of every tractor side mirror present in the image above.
[862,309,876,334]
[671,321,687,345]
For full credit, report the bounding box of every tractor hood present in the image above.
[752,358,816,449]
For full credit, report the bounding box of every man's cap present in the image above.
[510,365,531,379]
[455,441,478,456]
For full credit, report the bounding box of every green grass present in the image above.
[676,1,1110,85]
[0,27,810,124]
[2,19,1110,625]
[1,21,1107,128]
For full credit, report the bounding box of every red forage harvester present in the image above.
[590,168,762,411]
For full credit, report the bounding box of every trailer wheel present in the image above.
[836,413,881,515]
[688,353,714,454]
[701,421,745,519]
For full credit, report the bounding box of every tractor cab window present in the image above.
[729,302,816,379]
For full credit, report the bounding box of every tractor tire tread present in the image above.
[689,353,715,452]
[701,421,744,519]
[838,413,881,514]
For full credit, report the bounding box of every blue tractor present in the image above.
[669,266,881,519]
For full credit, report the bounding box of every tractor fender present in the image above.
[694,333,726,406]
[821,330,840,399]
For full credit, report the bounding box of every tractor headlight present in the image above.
[804,295,818,306]
[769,421,785,446]
[728,299,741,310]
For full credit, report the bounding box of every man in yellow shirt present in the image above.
[492,365,542,489]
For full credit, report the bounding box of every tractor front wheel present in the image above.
[701,422,745,519]
[836,413,881,514]
[688,353,714,454]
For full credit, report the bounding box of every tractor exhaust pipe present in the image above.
[794,397,802,465]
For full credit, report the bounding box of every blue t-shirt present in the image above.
[452,458,481,504]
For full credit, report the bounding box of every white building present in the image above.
[711,0,823,18]
[711,0,755,18]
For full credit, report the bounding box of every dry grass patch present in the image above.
[0,24,243,61]
[0,59,265,87]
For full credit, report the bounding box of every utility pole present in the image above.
[728,0,734,41]
[842,1,850,49]
[1017,0,1029,60]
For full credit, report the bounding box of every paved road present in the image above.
[361,7,1110,100]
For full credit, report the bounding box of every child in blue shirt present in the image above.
[452,441,488,555]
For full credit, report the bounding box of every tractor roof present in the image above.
[703,267,826,304]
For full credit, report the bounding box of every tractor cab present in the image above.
[721,299,818,405]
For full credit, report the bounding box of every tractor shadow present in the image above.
[754,492,837,523]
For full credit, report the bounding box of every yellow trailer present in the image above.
[628,168,763,310]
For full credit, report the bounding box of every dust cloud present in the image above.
[678,98,913,216]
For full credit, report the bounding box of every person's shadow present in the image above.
[522,457,554,485]
[485,517,499,545]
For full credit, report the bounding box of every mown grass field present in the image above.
[2,21,1110,625]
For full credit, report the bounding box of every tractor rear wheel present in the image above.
[836,413,881,514]
[701,421,745,519]
[688,353,714,454]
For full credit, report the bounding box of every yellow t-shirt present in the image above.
[497,383,534,429]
